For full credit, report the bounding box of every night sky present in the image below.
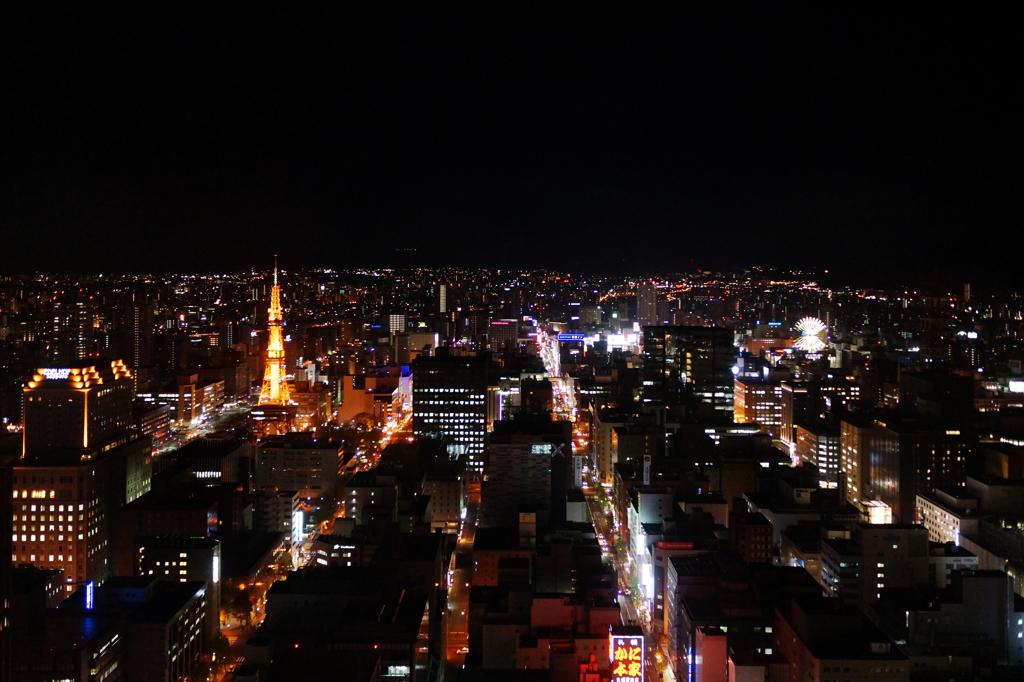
[3,6,1020,287]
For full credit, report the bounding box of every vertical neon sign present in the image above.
[609,634,644,682]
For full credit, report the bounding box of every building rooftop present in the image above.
[135,535,220,551]
[123,490,217,512]
[221,531,286,577]
[258,433,341,450]
[61,577,208,625]
[11,565,63,595]
[821,537,861,556]
[128,581,208,624]
[928,541,975,558]
[173,436,246,461]
[373,531,443,563]
[781,597,907,661]
[474,527,525,551]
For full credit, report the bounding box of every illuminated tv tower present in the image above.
[259,256,291,406]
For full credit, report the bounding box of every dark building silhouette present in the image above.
[642,325,735,418]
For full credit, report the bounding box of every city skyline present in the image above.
[4,237,1024,680]
[4,7,1024,682]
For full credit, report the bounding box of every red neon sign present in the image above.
[609,634,644,682]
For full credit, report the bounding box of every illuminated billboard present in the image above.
[609,631,644,682]
[864,500,892,524]
[606,332,638,350]
[557,333,586,342]
[292,510,304,545]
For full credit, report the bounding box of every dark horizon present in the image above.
[3,6,1020,289]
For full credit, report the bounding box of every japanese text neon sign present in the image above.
[609,634,644,682]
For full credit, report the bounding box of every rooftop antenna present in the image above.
[274,254,278,287]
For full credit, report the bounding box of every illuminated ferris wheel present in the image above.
[794,316,828,352]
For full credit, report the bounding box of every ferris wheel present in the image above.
[794,316,828,352]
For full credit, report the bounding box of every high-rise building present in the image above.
[48,302,91,364]
[816,379,862,418]
[733,379,782,435]
[18,359,151,593]
[858,523,930,605]
[387,313,406,336]
[482,416,571,529]
[259,259,291,407]
[412,354,487,472]
[119,303,154,373]
[839,414,872,505]
[869,421,972,523]
[794,420,841,488]
[13,451,119,593]
[637,284,657,327]
[255,434,342,510]
[0,455,12,681]
[780,382,810,451]
[437,283,448,314]
[487,319,518,352]
[135,536,221,640]
[642,326,735,417]
[22,360,134,457]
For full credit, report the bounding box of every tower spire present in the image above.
[259,256,290,406]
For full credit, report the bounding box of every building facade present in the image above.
[642,326,735,417]
[412,354,488,473]
[733,379,782,435]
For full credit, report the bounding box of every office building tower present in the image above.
[869,421,972,524]
[412,354,487,473]
[733,379,782,435]
[119,303,155,393]
[642,326,735,417]
[437,283,448,314]
[840,415,872,505]
[395,333,412,365]
[0,456,12,681]
[483,416,571,529]
[387,313,406,336]
[12,452,119,592]
[915,487,980,545]
[119,303,154,372]
[859,523,929,604]
[48,302,91,364]
[817,380,862,418]
[794,420,841,488]
[487,319,518,352]
[255,434,342,509]
[18,359,151,592]
[135,536,221,640]
[637,284,657,327]
[22,360,134,457]
[780,382,810,451]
